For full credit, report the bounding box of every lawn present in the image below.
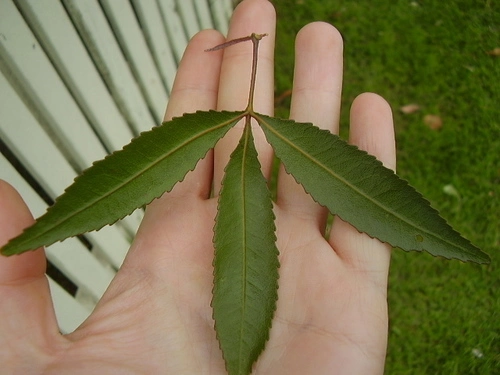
[269,0,499,373]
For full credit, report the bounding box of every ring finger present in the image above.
[276,22,344,230]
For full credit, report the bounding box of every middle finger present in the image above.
[213,0,276,194]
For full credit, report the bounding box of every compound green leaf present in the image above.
[2,110,245,256]
[256,113,489,264]
[213,122,279,375]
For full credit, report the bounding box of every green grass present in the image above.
[269,0,500,373]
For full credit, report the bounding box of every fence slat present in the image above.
[130,0,178,94]
[157,0,190,62]
[0,71,75,197]
[48,278,92,334]
[210,0,229,35]
[0,154,114,306]
[176,0,201,38]
[15,0,136,153]
[100,0,169,123]
[14,1,144,235]
[224,0,235,20]
[0,70,130,270]
[63,0,156,134]
[48,240,115,302]
[1,0,233,333]
[193,0,214,30]
[0,0,108,171]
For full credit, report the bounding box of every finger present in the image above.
[0,180,59,344]
[121,31,224,273]
[329,93,396,286]
[277,22,343,229]
[157,29,225,200]
[0,180,46,283]
[213,0,276,194]
[164,30,225,122]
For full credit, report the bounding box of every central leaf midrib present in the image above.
[255,113,466,253]
[238,124,250,372]
[25,113,245,245]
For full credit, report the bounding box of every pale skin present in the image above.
[0,0,396,374]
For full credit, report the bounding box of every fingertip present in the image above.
[351,92,392,114]
[191,29,226,52]
[290,21,343,130]
[213,0,277,192]
[296,21,343,53]
[174,28,226,87]
[217,0,276,112]
[232,0,277,33]
[350,93,396,171]
[225,0,276,57]
[165,31,225,121]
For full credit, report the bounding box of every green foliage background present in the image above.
[269,0,499,373]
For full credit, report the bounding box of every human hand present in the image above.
[0,0,395,373]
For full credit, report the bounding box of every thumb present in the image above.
[0,180,60,365]
[0,180,46,283]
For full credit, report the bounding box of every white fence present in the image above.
[0,0,232,333]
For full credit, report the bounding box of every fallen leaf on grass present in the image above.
[400,103,421,114]
[472,348,484,359]
[443,184,460,199]
[424,114,443,130]
[487,47,500,56]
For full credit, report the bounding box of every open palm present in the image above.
[0,1,395,374]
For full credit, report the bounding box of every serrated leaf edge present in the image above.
[212,123,279,374]
[254,113,490,264]
[2,110,245,255]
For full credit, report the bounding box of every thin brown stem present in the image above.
[204,35,254,52]
[247,33,266,113]
[205,33,267,113]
